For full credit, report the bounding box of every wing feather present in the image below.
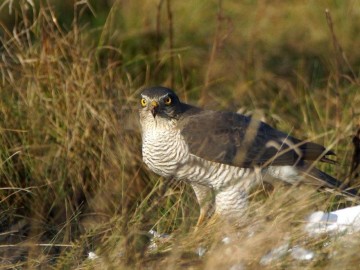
[178,107,334,168]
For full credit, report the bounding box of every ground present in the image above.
[0,1,360,269]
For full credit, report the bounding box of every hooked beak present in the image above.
[150,101,159,118]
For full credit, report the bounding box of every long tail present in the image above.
[297,162,359,198]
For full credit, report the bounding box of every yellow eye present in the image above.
[164,96,172,105]
[141,98,147,107]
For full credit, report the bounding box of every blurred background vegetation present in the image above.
[0,0,359,268]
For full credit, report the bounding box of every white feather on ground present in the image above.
[305,205,360,236]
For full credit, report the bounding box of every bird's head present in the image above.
[139,86,182,120]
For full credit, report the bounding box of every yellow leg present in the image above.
[191,183,214,229]
[196,204,211,227]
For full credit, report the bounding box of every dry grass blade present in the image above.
[325,9,357,84]
[0,1,359,269]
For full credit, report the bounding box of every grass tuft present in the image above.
[0,1,359,268]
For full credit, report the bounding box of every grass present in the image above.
[0,0,359,269]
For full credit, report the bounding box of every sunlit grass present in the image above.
[0,0,359,269]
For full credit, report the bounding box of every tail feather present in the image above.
[297,163,359,198]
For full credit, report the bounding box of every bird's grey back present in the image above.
[177,108,333,168]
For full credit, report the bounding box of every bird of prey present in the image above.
[138,86,354,225]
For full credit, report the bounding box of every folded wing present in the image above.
[178,108,335,168]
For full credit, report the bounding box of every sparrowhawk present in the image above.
[139,86,353,224]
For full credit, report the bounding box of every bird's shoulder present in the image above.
[177,103,252,132]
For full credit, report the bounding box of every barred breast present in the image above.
[140,116,260,218]
[142,127,189,178]
[142,125,256,191]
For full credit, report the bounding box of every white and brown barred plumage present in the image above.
[139,86,356,224]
